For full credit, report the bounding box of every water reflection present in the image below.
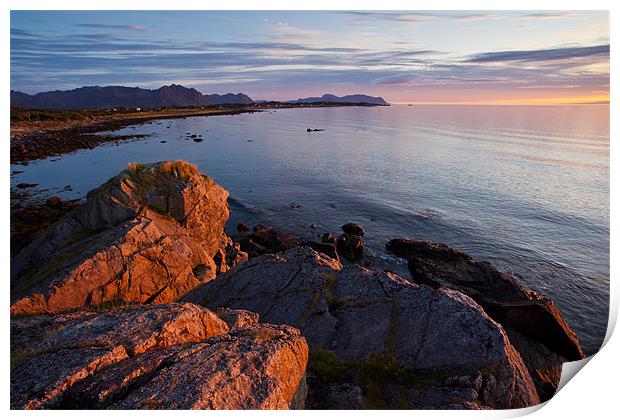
[10,104,609,354]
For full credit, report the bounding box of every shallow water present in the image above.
[11,104,609,354]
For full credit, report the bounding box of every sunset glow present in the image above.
[11,10,610,104]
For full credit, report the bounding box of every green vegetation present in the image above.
[10,107,110,124]
[242,328,280,341]
[126,162,145,173]
[319,272,346,312]
[127,160,199,182]
[308,350,350,384]
[92,298,127,313]
[295,291,321,327]
[307,349,477,409]
[385,296,400,354]
[158,160,199,181]
[11,349,43,371]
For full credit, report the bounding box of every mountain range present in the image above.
[10,85,254,109]
[292,93,389,105]
[10,84,390,109]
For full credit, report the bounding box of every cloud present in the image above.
[76,23,148,31]
[270,24,325,45]
[341,11,502,23]
[450,14,502,21]
[467,44,610,63]
[518,12,573,20]
[10,18,609,99]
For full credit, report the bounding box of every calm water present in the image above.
[11,105,609,354]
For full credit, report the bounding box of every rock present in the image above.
[11,161,231,316]
[237,222,250,233]
[184,246,540,408]
[12,344,129,410]
[10,197,80,257]
[16,182,38,188]
[10,303,227,409]
[336,233,364,261]
[214,235,249,274]
[253,223,267,232]
[37,303,230,356]
[11,303,308,410]
[45,196,62,206]
[385,238,584,401]
[239,225,298,258]
[311,383,363,409]
[110,324,308,409]
[239,238,269,258]
[321,232,336,244]
[341,223,365,237]
[301,240,339,261]
[215,307,260,329]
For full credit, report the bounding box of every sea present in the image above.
[10,104,610,355]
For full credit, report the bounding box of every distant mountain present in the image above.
[292,93,389,105]
[10,84,254,109]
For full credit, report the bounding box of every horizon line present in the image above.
[11,84,609,107]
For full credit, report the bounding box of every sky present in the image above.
[10,10,610,104]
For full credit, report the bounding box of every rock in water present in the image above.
[10,161,232,316]
[321,232,336,244]
[184,246,540,409]
[336,233,364,261]
[301,240,339,261]
[385,238,584,401]
[10,303,308,409]
[341,223,365,237]
[237,225,298,258]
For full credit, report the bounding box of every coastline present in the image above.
[9,104,608,357]
[9,160,584,409]
[10,102,386,164]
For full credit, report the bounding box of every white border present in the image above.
[2,1,616,419]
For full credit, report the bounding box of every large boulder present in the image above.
[385,238,584,401]
[10,303,308,409]
[10,161,234,316]
[184,246,540,409]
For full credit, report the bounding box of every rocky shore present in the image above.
[10,107,253,164]
[10,102,383,164]
[10,160,584,409]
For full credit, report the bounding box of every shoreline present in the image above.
[10,102,385,164]
[9,160,585,408]
[9,104,606,357]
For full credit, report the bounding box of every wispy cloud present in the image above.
[518,12,574,20]
[341,11,502,23]
[467,44,609,63]
[9,11,609,101]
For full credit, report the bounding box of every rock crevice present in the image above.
[11,303,308,410]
